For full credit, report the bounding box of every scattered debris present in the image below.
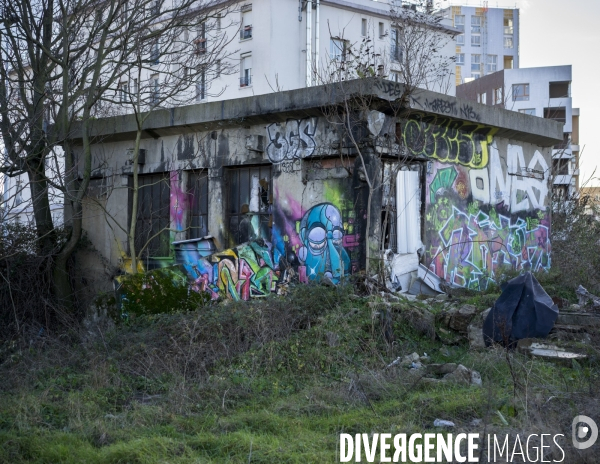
[420,363,482,387]
[576,285,600,310]
[483,272,559,347]
[556,311,600,328]
[517,340,587,366]
[385,352,421,369]
[433,419,455,427]
[470,419,483,427]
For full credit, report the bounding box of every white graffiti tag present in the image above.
[266,118,317,163]
[470,141,549,213]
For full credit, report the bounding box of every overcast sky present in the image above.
[519,0,600,186]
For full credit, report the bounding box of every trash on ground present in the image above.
[433,419,455,427]
[483,272,558,347]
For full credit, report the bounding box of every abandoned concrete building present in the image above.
[74,79,563,299]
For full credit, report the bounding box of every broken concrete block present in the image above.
[444,304,479,333]
[470,370,482,387]
[468,324,486,349]
[443,364,472,385]
[443,364,482,387]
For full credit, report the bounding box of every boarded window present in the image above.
[226,166,272,244]
[188,170,209,239]
[132,173,171,258]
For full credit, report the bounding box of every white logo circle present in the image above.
[572,415,598,450]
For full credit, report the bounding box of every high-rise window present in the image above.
[361,18,367,37]
[471,55,481,73]
[240,54,252,86]
[390,28,402,62]
[471,16,481,33]
[503,17,513,34]
[486,55,497,73]
[241,6,252,40]
[196,69,206,101]
[512,83,530,101]
[150,74,159,104]
[330,38,347,61]
[118,81,129,103]
[471,35,481,47]
[454,15,465,31]
[456,53,464,65]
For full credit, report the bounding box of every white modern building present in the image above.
[1,0,458,228]
[456,65,580,197]
[440,4,519,86]
[187,0,458,102]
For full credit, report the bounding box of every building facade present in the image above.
[456,65,580,198]
[72,80,562,299]
[440,5,519,86]
[1,0,458,229]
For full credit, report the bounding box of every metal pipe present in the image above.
[315,0,320,85]
[306,1,312,87]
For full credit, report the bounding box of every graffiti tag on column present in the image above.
[401,117,494,169]
[266,118,317,163]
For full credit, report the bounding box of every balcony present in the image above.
[552,148,572,159]
[240,25,252,40]
[553,175,575,185]
[240,75,252,87]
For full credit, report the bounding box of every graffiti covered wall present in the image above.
[271,160,364,285]
[402,116,552,290]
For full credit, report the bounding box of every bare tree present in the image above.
[314,0,454,278]
[0,0,238,310]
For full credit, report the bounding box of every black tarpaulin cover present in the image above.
[483,272,559,346]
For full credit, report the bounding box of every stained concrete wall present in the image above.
[75,80,562,296]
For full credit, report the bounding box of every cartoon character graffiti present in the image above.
[297,203,351,284]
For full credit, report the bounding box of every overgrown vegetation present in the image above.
[1,281,598,463]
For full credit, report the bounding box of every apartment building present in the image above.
[441,5,519,86]
[1,0,458,227]
[456,65,580,198]
[189,0,458,102]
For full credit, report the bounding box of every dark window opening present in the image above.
[131,172,171,258]
[544,106,566,124]
[553,133,570,150]
[226,166,272,245]
[553,159,569,176]
[188,170,209,239]
[549,81,569,99]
